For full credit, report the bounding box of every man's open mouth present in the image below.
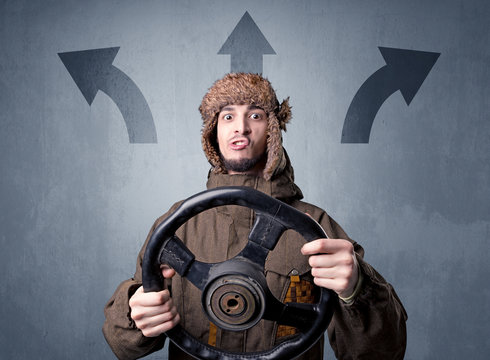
[229,138,250,150]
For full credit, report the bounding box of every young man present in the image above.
[103,73,407,359]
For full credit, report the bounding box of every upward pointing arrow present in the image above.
[58,47,157,143]
[218,11,276,74]
[341,47,440,143]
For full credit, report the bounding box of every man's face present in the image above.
[217,104,268,175]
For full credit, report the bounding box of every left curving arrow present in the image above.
[58,47,157,143]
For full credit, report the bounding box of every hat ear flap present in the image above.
[277,97,292,131]
[263,112,286,181]
[201,115,226,174]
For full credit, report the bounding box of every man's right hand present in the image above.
[129,266,180,337]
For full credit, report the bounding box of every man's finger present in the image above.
[301,238,351,255]
[160,264,176,278]
[131,287,171,307]
[141,313,181,337]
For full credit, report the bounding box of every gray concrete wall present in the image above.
[1,0,489,359]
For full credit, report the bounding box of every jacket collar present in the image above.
[206,150,303,203]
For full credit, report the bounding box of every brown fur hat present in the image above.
[199,73,292,180]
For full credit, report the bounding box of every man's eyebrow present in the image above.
[221,106,235,112]
[220,105,265,112]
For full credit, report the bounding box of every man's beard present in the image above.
[220,152,266,173]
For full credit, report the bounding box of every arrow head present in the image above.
[58,47,120,105]
[379,47,440,105]
[218,11,276,56]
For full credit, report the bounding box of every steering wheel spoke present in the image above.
[261,295,319,332]
[277,302,321,332]
[183,260,213,291]
[158,235,195,276]
[158,235,212,291]
[248,211,287,250]
[236,241,270,268]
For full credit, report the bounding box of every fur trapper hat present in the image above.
[199,73,291,180]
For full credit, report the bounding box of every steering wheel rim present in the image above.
[142,186,337,360]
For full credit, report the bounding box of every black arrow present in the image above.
[218,11,276,74]
[58,47,157,143]
[341,47,440,143]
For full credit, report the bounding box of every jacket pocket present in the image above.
[265,229,312,282]
[264,230,319,342]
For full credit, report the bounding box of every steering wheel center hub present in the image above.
[220,291,245,315]
[203,274,266,331]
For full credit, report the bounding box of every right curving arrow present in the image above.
[341,47,440,143]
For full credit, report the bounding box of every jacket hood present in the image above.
[200,73,292,181]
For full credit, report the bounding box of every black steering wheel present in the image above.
[142,186,337,360]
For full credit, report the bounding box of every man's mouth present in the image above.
[229,138,249,150]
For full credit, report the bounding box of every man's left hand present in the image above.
[301,238,359,298]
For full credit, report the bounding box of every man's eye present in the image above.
[250,113,261,120]
[223,114,232,120]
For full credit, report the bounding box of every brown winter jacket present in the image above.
[103,162,407,360]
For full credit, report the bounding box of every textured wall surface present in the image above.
[1,0,489,359]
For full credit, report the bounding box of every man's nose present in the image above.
[234,115,251,134]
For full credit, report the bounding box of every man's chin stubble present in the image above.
[220,153,266,173]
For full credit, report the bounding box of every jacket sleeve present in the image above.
[321,214,408,360]
[102,214,170,360]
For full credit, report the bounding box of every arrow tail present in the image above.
[230,54,264,74]
[342,66,399,143]
[99,66,157,144]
